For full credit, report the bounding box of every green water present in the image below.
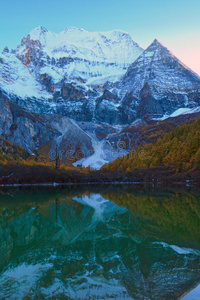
[0,185,199,299]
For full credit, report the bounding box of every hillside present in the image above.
[0,138,30,163]
[101,117,200,173]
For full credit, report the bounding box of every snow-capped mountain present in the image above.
[118,39,200,95]
[113,39,200,119]
[1,27,200,124]
[0,50,50,99]
[14,26,143,85]
[0,26,200,168]
[0,26,144,125]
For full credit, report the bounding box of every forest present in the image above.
[101,117,200,174]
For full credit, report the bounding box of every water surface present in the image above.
[0,185,199,299]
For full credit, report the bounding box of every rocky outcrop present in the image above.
[39,73,54,92]
[0,90,58,152]
[61,82,85,101]
[137,84,200,119]
[0,90,93,158]
[39,114,94,159]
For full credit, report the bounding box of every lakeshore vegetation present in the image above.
[0,117,199,185]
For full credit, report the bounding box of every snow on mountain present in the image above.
[153,106,200,120]
[119,39,200,96]
[73,138,127,170]
[1,32,200,125]
[27,26,143,64]
[0,26,143,103]
[14,26,143,85]
[0,52,51,99]
[0,28,200,167]
[108,39,200,120]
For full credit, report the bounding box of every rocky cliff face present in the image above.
[0,90,57,152]
[0,89,93,158]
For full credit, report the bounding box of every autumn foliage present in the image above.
[101,117,200,173]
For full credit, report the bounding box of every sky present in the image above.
[0,0,200,75]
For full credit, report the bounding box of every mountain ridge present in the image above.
[0,26,200,168]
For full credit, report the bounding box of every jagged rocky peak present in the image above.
[140,38,189,68]
[147,38,164,47]
[120,38,200,96]
[2,46,9,54]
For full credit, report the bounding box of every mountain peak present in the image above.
[147,38,167,50]
[142,38,178,62]
[153,38,161,44]
[29,26,48,41]
[120,37,200,97]
[30,25,48,34]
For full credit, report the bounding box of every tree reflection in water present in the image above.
[0,185,199,299]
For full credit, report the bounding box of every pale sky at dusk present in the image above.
[0,0,200,75]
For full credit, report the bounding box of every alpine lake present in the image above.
[0,184,199,300]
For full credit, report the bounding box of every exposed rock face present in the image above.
[39,73,54,92]
[120,92,139,122]
[119,39,200,95]
[0,90,93,157]
[39,114,94,159]
[107,110,200,150]
[137,84,200,119]
[0,90,58,152]
[61,82,85,101]
[2,46,9,54]
[113,39,200,119]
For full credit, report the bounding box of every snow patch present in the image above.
[153,106,200,121]
[73,193,109,217]
[73,138,127,170]
[0,262,53,299]
[0,53,51,99]
[153,242,200,255]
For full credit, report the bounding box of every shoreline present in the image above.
[0,180,198,188]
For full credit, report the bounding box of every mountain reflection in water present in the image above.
[0,185,199,300]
